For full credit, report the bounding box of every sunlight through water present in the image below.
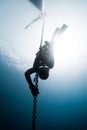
[54,25,85,72]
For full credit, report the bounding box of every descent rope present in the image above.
[32,73,39,130]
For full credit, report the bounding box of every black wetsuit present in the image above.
[33,45,54,72]
[25,43,54,96]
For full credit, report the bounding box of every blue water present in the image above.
[0,56,87,130]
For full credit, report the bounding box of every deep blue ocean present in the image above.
[0,55,87,130]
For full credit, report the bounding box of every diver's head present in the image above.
[38,66,49,80]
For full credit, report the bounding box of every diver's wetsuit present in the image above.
[25,42,54,96]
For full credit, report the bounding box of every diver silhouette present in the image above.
[25,41,54,96]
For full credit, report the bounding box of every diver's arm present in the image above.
[25,68,39,96]
[25,68,35,88]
